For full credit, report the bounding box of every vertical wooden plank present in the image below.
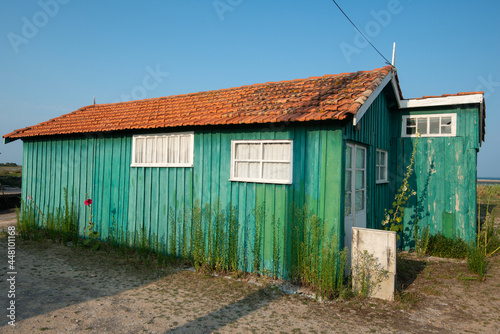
[144,167,152,241]
[128,166,138,246]
[211,132,221,204]
[318,128,327,221]
[304,127,320,213]
[202,132,212,208]
[121,137,131,238]
[159,166,169,248]
[151,167,160,247]
[60,139,69,206]
[167,166,177,254]
[136,167,145,244]
[219,132,232,210]
[67,139,75,201]
[21,142,29,204]
[324,129,342,238]
[109,137,122,239]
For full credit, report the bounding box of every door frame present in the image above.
[344,142,368,262]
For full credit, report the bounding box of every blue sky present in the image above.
[1,0,499,177]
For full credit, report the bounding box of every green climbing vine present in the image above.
[382,134,420,238]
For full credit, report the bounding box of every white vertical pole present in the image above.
[391,42,396,66]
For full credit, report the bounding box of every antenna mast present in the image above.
[391,42,396,67]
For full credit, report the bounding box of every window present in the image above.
[376,149,388,184]
[131,132,194,167]
[230,140,293,184]
[402,113,456,137]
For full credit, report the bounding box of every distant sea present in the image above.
[478,177,500,185]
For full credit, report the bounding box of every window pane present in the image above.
[356,148,365,169]
[345,146,352,169]
[376,166,381,181]
[355,190,364,211]
[345,193,352,216]
[235,143,260,160]
[263,162,289,181]
[345,171,352,192]
[168,136,179,164]
[429,117,440,134]
[417,118,427,135]
[235,161,260,179]
[235,162,247,178]
[406,126,416,135]
[355,170,364,190]
[441,116,452,126]
[441,117,452,134]
[263,143,290,161]
[179,135,191,164]
[146,137,155,163]
[407,118,416,127]
[135,138,145,164]
[156,137,164,163]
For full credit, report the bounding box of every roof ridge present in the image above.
[409,91,484,100]
[78,66,393,110]
[4,66,393,140]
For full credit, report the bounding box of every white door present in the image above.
[344,143,367,263]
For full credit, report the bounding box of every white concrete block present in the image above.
[352,227,397,301]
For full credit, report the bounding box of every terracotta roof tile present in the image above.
[4,66,393,140]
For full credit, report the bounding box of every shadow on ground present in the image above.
[165,287,281,334]
[0,236,174,327]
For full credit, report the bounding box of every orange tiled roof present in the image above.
[4,66,393,140]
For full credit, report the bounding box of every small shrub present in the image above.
[414,221,430,258]
[467,246,487,280]
[352,250,389,298]
[426,233,469,259]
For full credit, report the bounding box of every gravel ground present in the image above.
[0,213,499,333]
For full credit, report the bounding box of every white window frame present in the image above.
[131,132,194,167]
[230,140,293,184]
[376,149,388,184]
[401,113,457,138]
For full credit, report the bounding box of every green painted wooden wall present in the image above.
[342,91,393,232]
[21,123,345,277]
[391,106,480,248]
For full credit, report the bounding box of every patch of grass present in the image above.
[467,246,487,280]
[426,233,469,259]
[0,166,22,187]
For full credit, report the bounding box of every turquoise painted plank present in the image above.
[101,138,113,238]
[219,132,232,211]
[167,167,177,254]
[175,166,184,253]
[202,132,212,207]
[61,139,69,205]
[144,167,152,240]
[304,128,320,212]
[210,132,221,204]
[158,167,169,247]
[71,140,81,220]
[318,128,327,221]
[122,137,131,237]
[110,137,122,238]
[67,139,75,200]
[151,167,160,246]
